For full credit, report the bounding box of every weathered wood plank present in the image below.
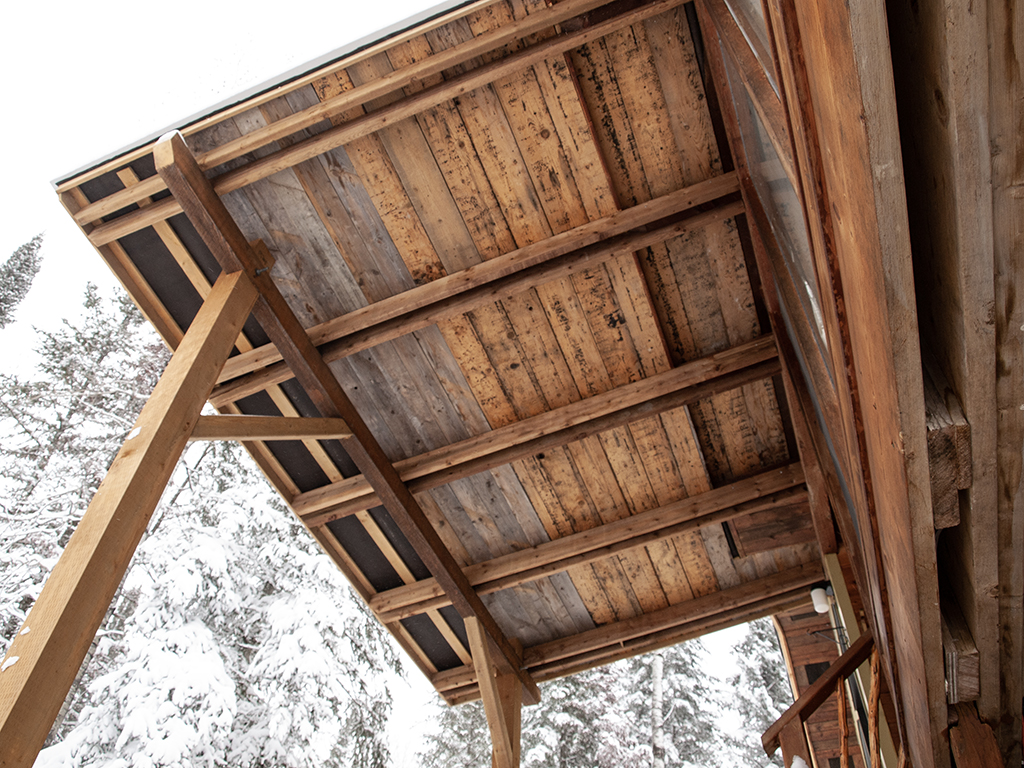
[924,361,971,529]
[86,0,694,247]
[434,564,821,697]
[293,337,778,521]
[370,465,805,621]
[210,188,742,402]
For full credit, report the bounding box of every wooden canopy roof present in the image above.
[8,0,1014,766]
[55,0,821,704]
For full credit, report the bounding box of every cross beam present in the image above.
[433,563,822,703]
[370,464,807,622]
[294,336,780,524]
[209,177,742,405]
[154,130,541,704]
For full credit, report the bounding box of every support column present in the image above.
[466,617,522,768]
[0,270,258,768]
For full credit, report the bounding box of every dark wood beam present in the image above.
[209,176,742,405]
[89,0,695,247]
[0,271,257,768]
[762,630,874,756]
[699,0,795,185]
[189,414,353,442]
[370,464,806,621]
[293,336,780,524]
[435,566,820,703]
[154,130,541,705]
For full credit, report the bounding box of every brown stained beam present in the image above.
[0,272,257,768]
[435,565,821,701]
[466,617,522,768]
[949,704,1004,768]
[443,590,812,704]
[210,174,741,402]
[88,0,694,248]
[762,630,874,756]
[371,464,806,622]
[293,336,780,523]
[189,415,353,442]
[153,131,541,704]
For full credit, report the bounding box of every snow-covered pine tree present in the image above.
[618,639,729,767]
[0,285,402,768]
[417,698,493,768]
[727,617,794,767]
[0,234,44,329]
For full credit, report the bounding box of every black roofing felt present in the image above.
[89,162,450,667]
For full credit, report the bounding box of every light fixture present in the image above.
[811,586,830,614]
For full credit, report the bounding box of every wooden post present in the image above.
[949,704,1003,768]
[0,270,257,768]
[778,719,814,768]
[466,617,522,768]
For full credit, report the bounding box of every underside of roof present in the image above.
[56,0,821,703]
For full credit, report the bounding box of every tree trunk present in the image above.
[652,651,665,768]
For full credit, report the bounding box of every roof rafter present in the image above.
[154,130,542,704]
[371,463,807,622]
[294,335,781,523]
[210,175,742,405]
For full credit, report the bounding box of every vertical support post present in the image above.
[0,271,258,768]
[778,719,814,768]
[465,617,522,768]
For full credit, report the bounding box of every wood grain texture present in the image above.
[0,272,257,768]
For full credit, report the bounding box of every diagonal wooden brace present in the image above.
[154,130,541,704]
[0,271,258,768]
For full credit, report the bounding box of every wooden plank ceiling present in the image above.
[58,0,821,702]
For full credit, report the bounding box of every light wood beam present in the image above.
[371,464,806,621]
[189,414,353,442]
[435,566,820,702]
[210,174,741,402]
[762,630,874,756]
[294,336,780,524]
[466,617,522,768]
[88,0,695,248]
[0,271,258,768]
[153,130,540,705]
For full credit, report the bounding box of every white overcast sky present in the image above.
[0,0,447,353]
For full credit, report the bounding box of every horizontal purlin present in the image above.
[433,563,822,702]
[209,178,742,406]
[371,464,806,621]
[294,335,780,524]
